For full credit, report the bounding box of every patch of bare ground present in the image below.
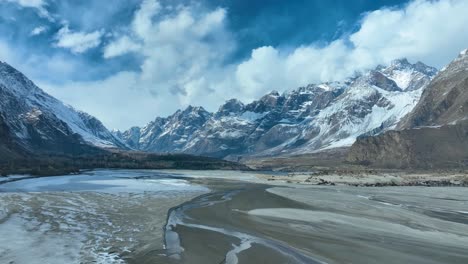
[253,170,468,187]
[242,148,468,187]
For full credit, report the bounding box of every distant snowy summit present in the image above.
[0,55,445,160]
[116,58,438,158]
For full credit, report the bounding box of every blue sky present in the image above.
[1,0,468,129]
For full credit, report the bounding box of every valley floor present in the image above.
[253,170,468,187]
[0,169,467,264]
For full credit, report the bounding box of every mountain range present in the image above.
[0,61,245,174]
[1,49,467,171]
[115,58,438,159]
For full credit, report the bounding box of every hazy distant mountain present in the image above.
[117,59,437,158]
[348,49,468,169]
[0,61,125,157]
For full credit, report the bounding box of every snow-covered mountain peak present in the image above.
[217,99,245,117]
[0,61,124,150]
[390,58,411,68]
[266,90,280,97]
[317,83,334,91]
[453,48,468,63]
[460,48,468,56]
[0,61,40,97]
[379,58,437,91]
[175,105,211,120]
[117,58,438,158]
[251,91,283,110]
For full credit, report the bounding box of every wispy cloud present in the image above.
[3,0,468,130]
[93,0,468,128]
[3,0,53,20]
[103,36,140,59]
[55,24,103,53]
[6,0,43,7]
[30,25,47,36]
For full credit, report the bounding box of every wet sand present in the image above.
[155,182,468,264]
[1,170,468,263]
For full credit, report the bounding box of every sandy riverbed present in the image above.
[1,169,467,264]
[251,170,468,186]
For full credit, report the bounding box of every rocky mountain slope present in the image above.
[398,52,468,128]
[117,59,437,158]
[0,61,125,156]
[348,50,468,169]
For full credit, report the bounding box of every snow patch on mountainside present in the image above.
[240,111,268,121]
[386,70,414,90]
[0,61,123,149]
[117,58,438,157]
[312,87,422,152]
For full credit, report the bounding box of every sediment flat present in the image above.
[1,169,468,264]
[251,170,468,186]
[157,181,468,264]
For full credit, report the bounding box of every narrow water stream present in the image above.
[1,169,467,264]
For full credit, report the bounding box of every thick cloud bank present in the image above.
[2,0,468,129]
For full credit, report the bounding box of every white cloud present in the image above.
[349,0,468,68]
[103,36,141,59]
[233,0,468,99]
[55,25,103,53]
[99,0,234,115]
[3,0,52,20]
[132,0,161,39]
[8,0,43,8]
[30,26,47,36]
[41,0,233,129]
[43,0,468,129]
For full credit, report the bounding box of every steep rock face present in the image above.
[116,127,141,149]
[0,114,24,160]
[348,50,468,169]
[145,106,212,152]
[215,99,244,117]
[348,120,468,169]
[0,61,124,155]
[399,50,468,128]
[366,71,401,92]
[119,59,437,158]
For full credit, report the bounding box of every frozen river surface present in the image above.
[0,170,209,264]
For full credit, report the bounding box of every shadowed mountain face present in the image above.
[0,61,125,158]
[348,50,468,169]
[399,50,468,128]
[117,59,437,158]
[0,114,24,161]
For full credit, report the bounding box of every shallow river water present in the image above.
[0,169,467,264]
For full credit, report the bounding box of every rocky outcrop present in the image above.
[399,50,468,128]
[348,120,468,168]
